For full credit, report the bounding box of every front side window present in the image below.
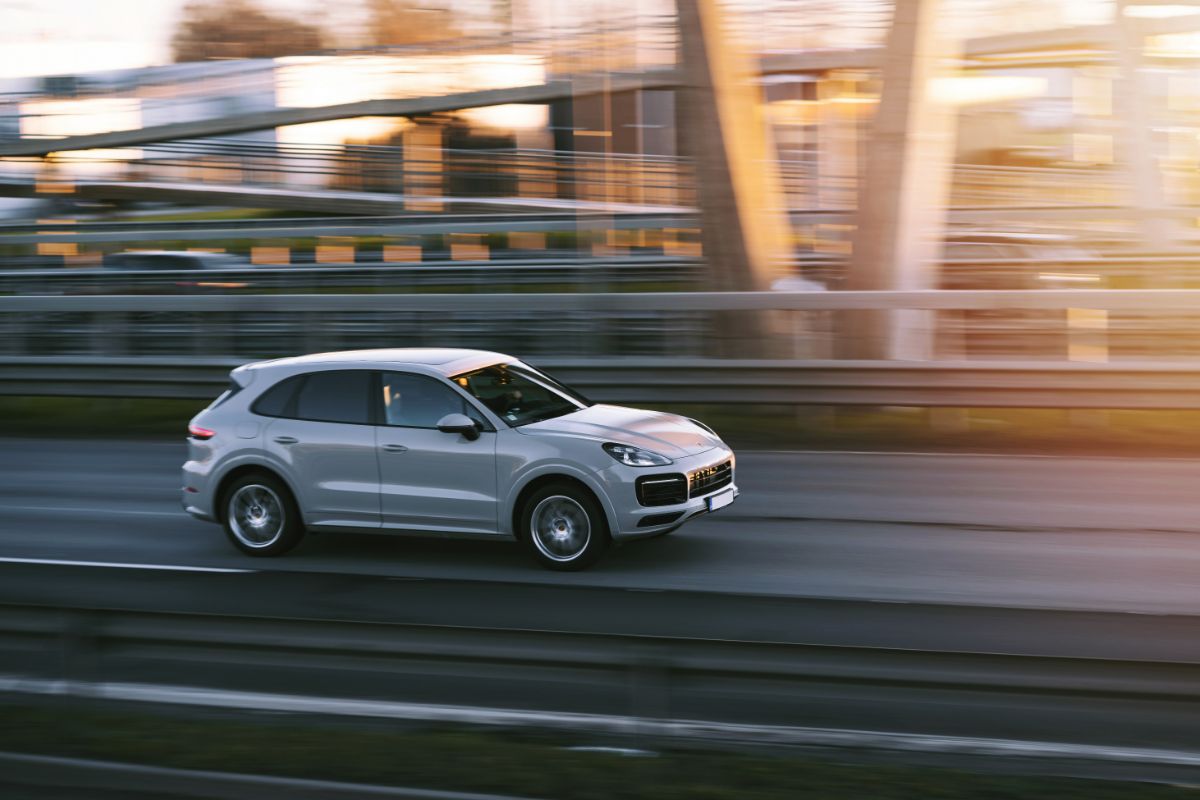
[452,363,588,427]
[380,371,485,429]
[293,370,371,424]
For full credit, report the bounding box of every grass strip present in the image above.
[0,701,1190,800]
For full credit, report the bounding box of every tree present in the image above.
[361,0,458,47]
[171,0,326,63]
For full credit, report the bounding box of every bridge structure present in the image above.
[2,1,1199,356]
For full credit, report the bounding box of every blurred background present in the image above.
[2,0,1200,367]
[4,1,1200,798]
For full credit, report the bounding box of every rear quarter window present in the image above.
[207,380,243,410]
[251,375,303,417]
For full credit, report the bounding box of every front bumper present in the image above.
[601,448,737,540]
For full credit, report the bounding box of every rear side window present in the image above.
[207,380,243,410]
[251,375,303,417]
[294,370,371,424]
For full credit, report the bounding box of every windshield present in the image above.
[452,363,591,427]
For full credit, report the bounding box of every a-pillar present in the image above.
[842,0,958,360]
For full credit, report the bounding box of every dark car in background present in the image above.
[102,250,245,272]
[98,250,251,293]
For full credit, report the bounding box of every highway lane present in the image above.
[2,438,1200,613]
[3,437,1200,766]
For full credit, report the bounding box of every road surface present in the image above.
[1,438,1198,614]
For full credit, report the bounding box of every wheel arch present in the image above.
[509,472,615,542]
[213,462,301,524]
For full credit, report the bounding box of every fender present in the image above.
[209,452,306,522]
[503,460,620,538]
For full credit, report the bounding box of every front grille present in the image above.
[689,460,732,498]
[636,474,687,507]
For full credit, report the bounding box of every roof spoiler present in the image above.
[229,361,260,389]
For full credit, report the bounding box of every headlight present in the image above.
[602,442,673,467]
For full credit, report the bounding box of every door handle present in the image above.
[273,436,298,445]
[381,444,408,453]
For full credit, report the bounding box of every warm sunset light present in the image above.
[3,3,1200,798]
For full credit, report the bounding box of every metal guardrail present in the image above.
[0,257,702,295]
[3,255,1200,295]
[5,356,1200,409]
[6,290,1200,361]
[5,207,1200,249]
[7,288,1200,312]
[0,211,691,235]
[4,602,1197,732]
[0,211,696,246]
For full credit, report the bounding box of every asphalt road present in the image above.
[1,437,1199,614]
[3,437,1200,770]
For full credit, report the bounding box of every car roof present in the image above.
[249,348,515,377]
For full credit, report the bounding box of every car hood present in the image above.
[519,404,720,457]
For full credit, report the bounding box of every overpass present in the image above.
[3,12,1195,159]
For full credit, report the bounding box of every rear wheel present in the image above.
[221,472,304,557]
[520,483,609,571]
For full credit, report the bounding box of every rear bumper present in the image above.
[182,501,215,522]
[181,458,217,523]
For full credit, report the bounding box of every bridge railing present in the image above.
[4,289,1200,363]
[0,257,703,296]
[4,354,1200,409]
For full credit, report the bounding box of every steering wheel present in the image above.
[500,388,524,415]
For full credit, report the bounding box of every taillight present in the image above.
[188,424,215,440]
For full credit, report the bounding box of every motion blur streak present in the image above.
[4,0,1200,794]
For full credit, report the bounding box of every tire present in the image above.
[519,482,609,571]
[220,472,304,557]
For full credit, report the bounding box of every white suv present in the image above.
[183,348,737,570]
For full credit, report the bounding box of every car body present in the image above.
[96,250,251,295]
[103,250,245,271]
[182,348,737,569]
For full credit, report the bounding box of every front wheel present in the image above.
[520,483,609,571]
[221,472,304,557]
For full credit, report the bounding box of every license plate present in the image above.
[707,488,734,512]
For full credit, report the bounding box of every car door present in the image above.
[261,369,380,529]
[376,370,499,534]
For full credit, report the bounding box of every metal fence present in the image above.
[5,289,1200,368]
[0,257,703,296]
[5,355,1200,409]
[3,600,1193,748]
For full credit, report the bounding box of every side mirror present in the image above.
[436,413,480,441]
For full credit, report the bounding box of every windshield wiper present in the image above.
[518,405,578,426]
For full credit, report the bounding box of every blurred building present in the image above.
[0,1,1197,255]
